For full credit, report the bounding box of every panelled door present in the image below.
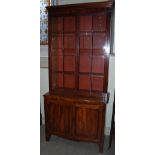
[74,103,104,141]
[47,101,73,136]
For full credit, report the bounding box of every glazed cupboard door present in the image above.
[49,13,109,93]
[74,104,104,141]
[50,15,77,90]
[46,101,73,136]
[78,14,108,93]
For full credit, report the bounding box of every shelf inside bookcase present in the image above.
[80,49,92,55]
[51,55,76,72]
[53,73,104,92]
[64,49,76,55]
[78,74,104,92]
[93,49,105,55]
[52,72,76,89]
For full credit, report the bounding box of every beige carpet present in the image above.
[40,125,115,155]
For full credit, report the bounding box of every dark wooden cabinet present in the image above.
[44,92,107,152]
[44,1,114,153]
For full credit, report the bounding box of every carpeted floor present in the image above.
[40,125,115,155]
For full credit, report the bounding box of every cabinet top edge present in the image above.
[44,90,109,104]
[46,1,114,10]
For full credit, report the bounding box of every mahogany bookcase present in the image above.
[44,1,114,153]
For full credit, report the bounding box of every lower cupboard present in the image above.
[44,93,106,153]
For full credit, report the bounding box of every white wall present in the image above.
[40,68,48,123]
[40,0,114,135]
[105,55,115,134]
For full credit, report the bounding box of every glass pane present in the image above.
[52,34,63,49]
[92,56,104,74]
[64,56,75,72]
[64,34,76,49]
[52,55,63,72]
[64,74,75,88]
[80,16,92,31]
[93,15,106,31]
[92,75,104,91]
[64,16,75,32]
[93,33,106,49]
[80,33,92,49]
[79,75,91,90]
[52,17,63,33]
[52,73,63,88]
[79,56,91,73]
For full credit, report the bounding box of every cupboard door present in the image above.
[47,101,72,136]
[74,104,102,140]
